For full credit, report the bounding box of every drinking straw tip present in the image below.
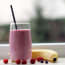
[10,4,17,29]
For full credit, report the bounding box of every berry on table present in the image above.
[3,59,8,64]
[37,57,44,62]
[15,59,20,64]
[40,60,44,63]
[22,60,27,64]
[45,61,48,64]
[30,58,36,64]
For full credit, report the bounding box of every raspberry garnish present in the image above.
[3,59,8,64]
[15,59,20,64]
[30,58,36,64]
[37,57,44,62]
[22,60,27,64]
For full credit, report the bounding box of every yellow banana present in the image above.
[32,49,58,63]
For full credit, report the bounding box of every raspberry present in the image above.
[45,61,48,64]
[37,57,43,62]
[15,59,20,64]
[3,59,8,64]
[22,60,27,64]
[30,58,36,64]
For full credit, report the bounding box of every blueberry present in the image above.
[40,60,44,63]
[45,61,48,64]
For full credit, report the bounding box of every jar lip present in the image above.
[10,23,31,30]
[10,23,30,25]
[10,29,31,31]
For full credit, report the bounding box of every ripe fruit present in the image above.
[3,59,8,64]
[40,60,44,63]
[30,58,36,64]
[16,59,20,64]
[37,57,43,62]
[45,61,48,64]
[32,49,58,63]
[22,60,27,64]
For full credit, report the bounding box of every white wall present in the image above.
[0,0,65,24]
[41,0,65,19]
[0,0,35,24]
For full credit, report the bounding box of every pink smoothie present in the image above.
[9,29,32,60]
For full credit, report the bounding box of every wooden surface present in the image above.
[0,58,65,65]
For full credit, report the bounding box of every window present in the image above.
[0,0,65,43]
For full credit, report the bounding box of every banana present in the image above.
[32,49,58,63]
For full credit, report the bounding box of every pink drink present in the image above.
[9,29,32,60]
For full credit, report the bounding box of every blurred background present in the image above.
[0,0,65,43]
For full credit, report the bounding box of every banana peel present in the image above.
[32,49,58,63]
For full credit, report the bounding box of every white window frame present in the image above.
[0,43,65,59]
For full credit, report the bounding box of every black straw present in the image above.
[10,5,17,29]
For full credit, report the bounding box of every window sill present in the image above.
[0,43,65,58]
